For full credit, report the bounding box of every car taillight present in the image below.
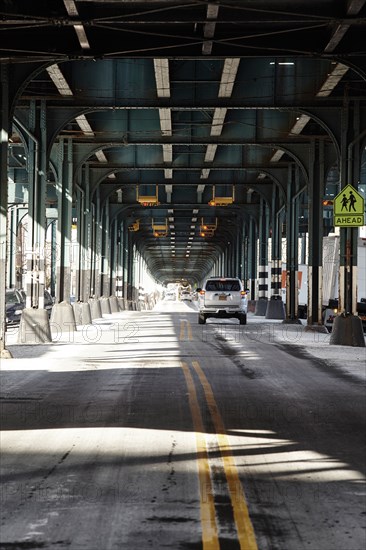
[240,291,246,297]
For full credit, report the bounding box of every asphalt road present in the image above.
[1,302,365,549]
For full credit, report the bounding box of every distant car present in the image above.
[5,289,25,326]
[197,277,248,325]
[180,291,192,301]
[12,289,54,318]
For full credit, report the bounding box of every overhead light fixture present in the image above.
[270,61,294,65]
[211,111,226,137]
[158,108,172,136]
[47,65,73,96]
[63,1,90,49]
[154,59,170,98]
[219,58,240,98]
[74,25,90,49]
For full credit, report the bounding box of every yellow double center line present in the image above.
[181,360,258,550]
[181,362,219,549]
[180,319,193,341]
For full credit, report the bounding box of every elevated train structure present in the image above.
[1,0,366,351]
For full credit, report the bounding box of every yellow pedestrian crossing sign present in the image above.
[333,184,365,227]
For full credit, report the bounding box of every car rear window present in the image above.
[205,280,241,291]
[6,291,19,304]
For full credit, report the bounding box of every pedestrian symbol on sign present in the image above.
[348,191,357,212]
[333,184,365,227]
[341,194,348,211]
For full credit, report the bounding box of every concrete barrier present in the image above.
[89,298,102,320]
[265,296,286,320]
[50,301,76,333]
[100,296,112,315]
[18,308,52,343]
[73,302,92,325]
[330,314,365,347]
[109,296,119,313]
[255,298,268,316]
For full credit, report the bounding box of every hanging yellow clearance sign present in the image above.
[333,184,365,227]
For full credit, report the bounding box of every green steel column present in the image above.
[83,164,92,301]
[94,189,102,298]
[90,201,96,296]
[233,233,239,276]
[226,247,231,276]
[75,185,84,301]
[56,138,73,303]
[127,234,134,302]
[266,184,285,319]
[285,165,300,321]
[255,198,270,315]
[230,234,235,276]
[0,63,9,354]
[50,220,56,298]
[307,140,324,326]
[271,187,283,300]
[236,225,242,279]
[24,106,36,308]
[243,224,249,288]
[101,197,110,297]
[248,217,257,299]
[117,223,123,297]
[240,226,246,283]
[38,101,47,307]
[7,207,16,288]
[110,218,118,296]
[123,221,129,303]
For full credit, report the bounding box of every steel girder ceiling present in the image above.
[1,0,366,61]
[3,0,366,283]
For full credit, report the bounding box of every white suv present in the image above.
[197,277,248,324]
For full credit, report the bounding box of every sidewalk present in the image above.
[245,314,366,384]
[3,309,365,383]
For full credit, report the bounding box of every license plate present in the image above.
[219,295,227,301]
